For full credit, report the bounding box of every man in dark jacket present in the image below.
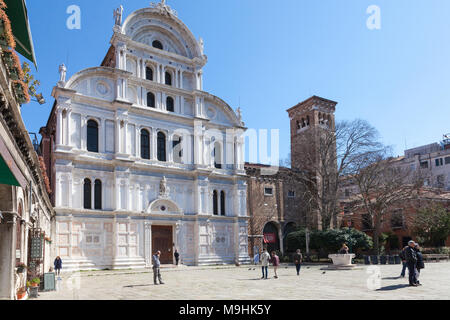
[174,249,180,266]
[405,240,418,286]
[399,246,408,277]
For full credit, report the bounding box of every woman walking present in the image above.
[293,249,303,276]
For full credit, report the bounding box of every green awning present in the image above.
[4,0,37,68]
[0,154,21,186]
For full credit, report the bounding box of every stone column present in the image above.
[180,70,184,89]
[56,109,63,146]
[144,222,152,267]
[100,118,105,154]
[168,130,173,163]
[151,129,157,161]
[115,119,120,155]
[0,213,17,299]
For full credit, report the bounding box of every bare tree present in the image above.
[349,150,421,254]
[295,119,384,230]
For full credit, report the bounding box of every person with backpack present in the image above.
[414,243,424,285]
[399,246,408,277]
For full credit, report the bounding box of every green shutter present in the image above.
[4,0,37,68]
[0,154,21,186]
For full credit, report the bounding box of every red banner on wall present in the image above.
[263,233,277,244]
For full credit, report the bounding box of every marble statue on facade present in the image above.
[57,64,67,87]
[114,5,124,26]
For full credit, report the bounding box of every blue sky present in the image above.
[21,0,450,162]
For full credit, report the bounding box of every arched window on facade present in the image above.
[87,120,99,153]
[141,129,150,160]
[213,190,218,215]
[146,66,153,81]
[147,92,155,108]
[152,40,163,50]
[166,96,174,112]
[214,142,222,169]
[157,132,166,162]
[220,191,226,216]
[165,72,172,86]
[83,178,92,209]
[94,179,102,210]
[172,135,182,164]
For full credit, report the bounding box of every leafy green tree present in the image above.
[286,227,372,254]
[413,204,450,247]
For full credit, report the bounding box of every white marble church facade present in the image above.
[45,1,250,270]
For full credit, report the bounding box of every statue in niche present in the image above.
[159,176,170,197]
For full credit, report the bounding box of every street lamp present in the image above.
[31,93,45,105]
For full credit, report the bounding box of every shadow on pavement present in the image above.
[376,284,410,291]
[382,276,403,280]
[123,284,153,288]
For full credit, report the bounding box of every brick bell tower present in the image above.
[287,95,337,171]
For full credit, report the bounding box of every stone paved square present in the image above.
[35,262,450,300]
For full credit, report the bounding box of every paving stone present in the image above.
[35,262,450,300]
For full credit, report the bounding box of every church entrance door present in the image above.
[152,225,173,264]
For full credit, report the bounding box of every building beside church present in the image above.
[0,0,54,299]
[40,1,250,270]
[246,96,337,256]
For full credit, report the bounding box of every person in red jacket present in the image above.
[270,251,280,279]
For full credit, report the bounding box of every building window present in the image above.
[157,132,166,162]
[94,179,102,210]
[213,190,218,215]
[213,142,222,169]
[344,189,350,197]
[146,67,153,81]
[166,96,174,112]
[172,135,182,164]
[420,161,429,169]
[87,120,99,153]
[288,190,295,198]
[264,187,273,196]
[391,210,404,229]
[445,156,450,165]
[220,191,226,216]
[435,158,443,167]
[147,92,155,108]
[141,129,150,160]
[83,178,91,209]
[437,175,445,188]
[165,72,172,86]
[152,40,163,50]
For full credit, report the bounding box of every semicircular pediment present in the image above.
[132,25,187,57]
[122,8,202,59]
[147,198,182,215]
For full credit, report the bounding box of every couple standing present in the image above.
[260,249,283,279]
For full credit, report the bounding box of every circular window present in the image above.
[160,205,166,212]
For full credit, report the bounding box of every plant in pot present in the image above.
[30,277,40,287]
[0,8,16,49]
[16,262,27,273]
[11,79,30,104]
[16,287,27,300]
